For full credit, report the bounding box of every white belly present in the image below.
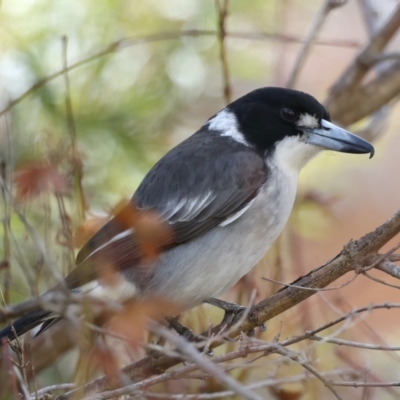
[145,167,298,308]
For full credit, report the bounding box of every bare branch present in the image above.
[363,270,400,290]
[274,346,344,400]
[215,0,232,105]
[0,30,359,120]
[332,380,400,387]
[62,209,400,397]
[376,260,400,279]
[328,5,400,95]
[61,36,86,225]
[287,0,348,88]
[329,60,400,125]
[30,383,75,399]
[309,335,400,351]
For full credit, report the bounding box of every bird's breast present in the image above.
[143,167,298,308]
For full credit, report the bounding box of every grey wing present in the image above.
[134,134,267,243]
[66,134,267,290]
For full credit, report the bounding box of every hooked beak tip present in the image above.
[369,147,375,159]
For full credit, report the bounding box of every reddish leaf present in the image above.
[91,341,120,379]
[109,298,182,349]
[114,202,175,261]
[15,161,68,200]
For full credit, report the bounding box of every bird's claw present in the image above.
[204,298,266,334]
[166,317,213,355]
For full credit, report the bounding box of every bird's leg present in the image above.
[165,316,213,355]
[203,298,247,325]
[204,298,266,334]
[166,316,197,342]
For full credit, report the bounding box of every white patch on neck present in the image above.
[208,109,250,147]
[271,135,321,173]
[298,113,319,129]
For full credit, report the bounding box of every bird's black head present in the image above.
[228,87,330,150]
[207,87,374,170]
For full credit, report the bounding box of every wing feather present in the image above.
[66,133,267,290]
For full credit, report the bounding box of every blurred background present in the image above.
[1,0,400,399]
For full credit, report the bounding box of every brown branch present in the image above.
[309,335,400,351]
[229,31,359,47]
[0,161,11,305]
[62,36,86,224]
[376,259,400,279]
[328,4,400,96]
[92,325,263,400]
[287,0,348,88]
[332,380,400,387]
[328,61,400,125]
[274,346,344,400]
[0,30,359,120]
[57,302,400,399]
[89,371,351,400]
[325,5,400,127]
[215,0,232,105]
[62,208,400,397]
[363,270,400,290]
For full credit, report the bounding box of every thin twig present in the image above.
[309,335,400,351]
[332,380,400,387]
[61,303,400,399]
[262,271,357,291]
[0,161,11,304]
[30,383,76,399]
[89,325,262,400]
[140,370,350,399]
[274,346,344,400]
[62,36,86,224]
[363,270,400,290]
[0,114,14,305]
[61,208,400,397]
[287,0,347,88]
[376,260,400,279]
[0,176,62,283]
[328,5,400,96]
[215,0,232,104]
[0,30,359,120]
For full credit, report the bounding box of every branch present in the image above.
[274,346,344,400]
[332,380,400,387]
[0,30,359,120]
[329,61,400,125]
[308,335,400,351]
[215,0,232,105]
[287,0,347,88]
[89,325,263,400]
[328,4,400,96]
[376,260,400,279]
[62,208,400,397]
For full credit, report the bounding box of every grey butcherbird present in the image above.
[0,87,374,345]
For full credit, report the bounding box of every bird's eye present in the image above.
[281,108,297,121]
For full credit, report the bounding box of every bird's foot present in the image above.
[204,298,247,325]
[204,298,266,335]
[166,317,213,355]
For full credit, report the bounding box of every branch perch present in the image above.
[62,208,400,398]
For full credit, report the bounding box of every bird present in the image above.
[0,87,374,346]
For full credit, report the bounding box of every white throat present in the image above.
[270,135,321,174]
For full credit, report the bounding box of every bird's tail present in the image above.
[0,310,53,347]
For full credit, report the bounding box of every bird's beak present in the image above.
[305,119,375,158]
